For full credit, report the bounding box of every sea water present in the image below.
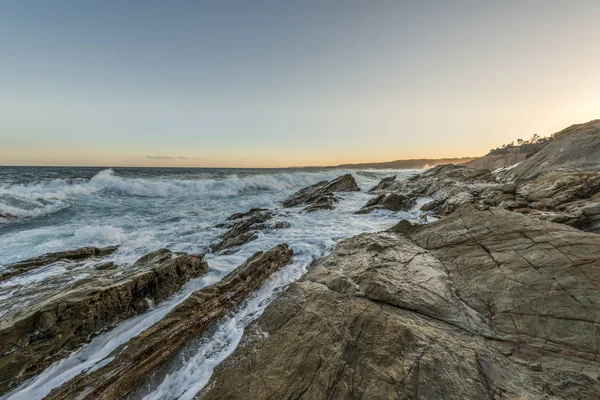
[0,166,426,400]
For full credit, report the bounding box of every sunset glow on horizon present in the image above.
[2,1,599,168]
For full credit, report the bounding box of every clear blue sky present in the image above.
[1,0,599,167]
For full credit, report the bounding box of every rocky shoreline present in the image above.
[196,120,600,399]
[1,120,599,399]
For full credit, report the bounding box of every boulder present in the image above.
[0,248,208,395]
[282,174,360,209]
[198,207,600,400]
[356,193,414,214]
[47,244,294,400]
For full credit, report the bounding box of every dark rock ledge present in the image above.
[0,248,208,395]
[0,245,119,282]
[46,244,293,400]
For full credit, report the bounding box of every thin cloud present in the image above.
[147,155,203,160]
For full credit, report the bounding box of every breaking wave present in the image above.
[0,168,361,224]
[87,168,350,198]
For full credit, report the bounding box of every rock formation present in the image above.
[507,119,600,181]
[47,244,294,400]
[361,125,600,232]
[198,207,600,399]
[282,173,360,211]
[0,249,208,394]
[368,175,396,192]
[464,142,547,170]
[355,192,414,214]
[0,245,119,281]
[212,208,274,251]
[362,164,495,216]
[213,208,290,252]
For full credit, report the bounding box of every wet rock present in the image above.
[269,220,291,229]
[226,207,269,221]
[282,174,360,209]
[355,193,414,214]
[213,209,273,252]
[0,212,18,222]
[94,261,117,271]
[0,245,119,282]
[303,192,341,212]
[198,207,600,400]
[0,249,208,394]
[130,248,173,267]
[47,244,294,400]
[368,175,396,192]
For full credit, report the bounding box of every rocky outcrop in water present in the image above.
[198,207,600,399]
[213,208,291,252]
[0,245,119,281]
[368,175,396,192]
[282,173,360,211]
[355,192,414,214]
[0,248,208,394]
[47,244,294,400]
[213,208,274,251]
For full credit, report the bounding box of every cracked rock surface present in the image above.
[198,206,600,400]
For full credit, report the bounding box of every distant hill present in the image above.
[297,157,477,170]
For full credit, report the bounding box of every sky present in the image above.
[1,1,599,168]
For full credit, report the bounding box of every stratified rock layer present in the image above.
[0,249,208,394]
[198,207,600,400]
[47,244,294,400]
[0,245,119,281]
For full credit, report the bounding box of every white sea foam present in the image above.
[73,225,127,245]
[88,168,357,198]
[0,168,360,224]
[1,167,423,400]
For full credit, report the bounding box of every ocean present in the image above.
[0,166,426,399]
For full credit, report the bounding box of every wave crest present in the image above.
[0,167,384,224]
